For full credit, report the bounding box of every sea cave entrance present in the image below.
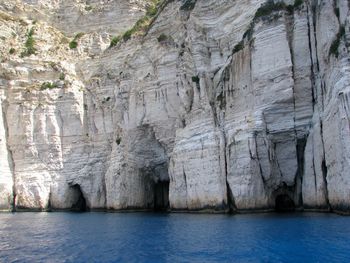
[275,194,295,212]
[69,184,88,212]
[153,180,169,211]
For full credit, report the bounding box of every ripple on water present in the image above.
[0,212,349,262]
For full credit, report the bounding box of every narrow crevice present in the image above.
[144,0,175,37]
[182,167,188,208]
[254,134,267,186]
[47,190,52,212]
[1,100,16,211]
[223,129,236,213]
[274,143,284,179]
[311,1,320,72]
[319,120,330,209]
[311,142,318,194]
[306,4,316,109]
[226,181,237,213]
[321,159,330,208]
[296,137,307,207]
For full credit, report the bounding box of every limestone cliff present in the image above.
[0,0,349,213]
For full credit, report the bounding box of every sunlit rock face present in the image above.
[0,0,349,213]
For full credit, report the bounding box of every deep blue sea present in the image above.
[0,212,350,262]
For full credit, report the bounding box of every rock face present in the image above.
[0,0,350,213]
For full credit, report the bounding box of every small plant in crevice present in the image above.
[122,28,134,41]
[293,0,304,9]
[243,23,254,40]
[254,0,304,20]
[234,0,305,57]
[192,76,200,83]
[254,0,286,19]
[9,48,15,54]
[85,5,93,11]
[120,0,165,42]
[116,137,122,145]
[69,41,78,49]
[216,91,226,110]
[49,61,57,69]
[110,36,121,48]
[329,25,345,58]
[157,33,168,42]
[21,27,36,57]
[180,0,197,11]
[146,3,158,16]
[232,40,244,54]
[69,32,84,49]
[40,82,58,90]
[102,97,111,103]
[334,6,340,19]
[59,72,65,81]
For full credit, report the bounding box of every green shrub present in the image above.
[40,82,58,90]
[69,41,78,49]
[254,1,286,19]
[69,32,84,49]
[254,0,303,19]
[49,61,57,68]
[59,72,65,81]
[157,33,168,42]
[146,5,158,16]
[180,0,196,11]
[28,27,35,37]
[334,7,340,19]
[123,29,134,41]
[120,0,163,42]
[294,0,303,8]
[110,36,121,47]
[9,48,15,54]
[85,5,93,11]
[243,23,254,40]
[21,27,36,57]
[233,40,244,54]
[329,26,345,58]
[192,76,200,83]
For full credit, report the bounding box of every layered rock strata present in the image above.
[0,0,350,213]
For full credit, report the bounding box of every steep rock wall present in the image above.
[0,0,350,213]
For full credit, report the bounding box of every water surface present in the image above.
[0,212,349,262]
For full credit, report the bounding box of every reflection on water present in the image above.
[0,212,349,262]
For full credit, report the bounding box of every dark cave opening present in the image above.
[154,181,169,211]
[70,184,87,212]
[275,194,295,212]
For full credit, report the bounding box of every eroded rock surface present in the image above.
[0,0,350,213]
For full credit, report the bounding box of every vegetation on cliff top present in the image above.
[110,0,166,48]
[232,0,304,55]
[254,0,304,20]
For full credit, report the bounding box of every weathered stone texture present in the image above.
[0,0,350,213]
